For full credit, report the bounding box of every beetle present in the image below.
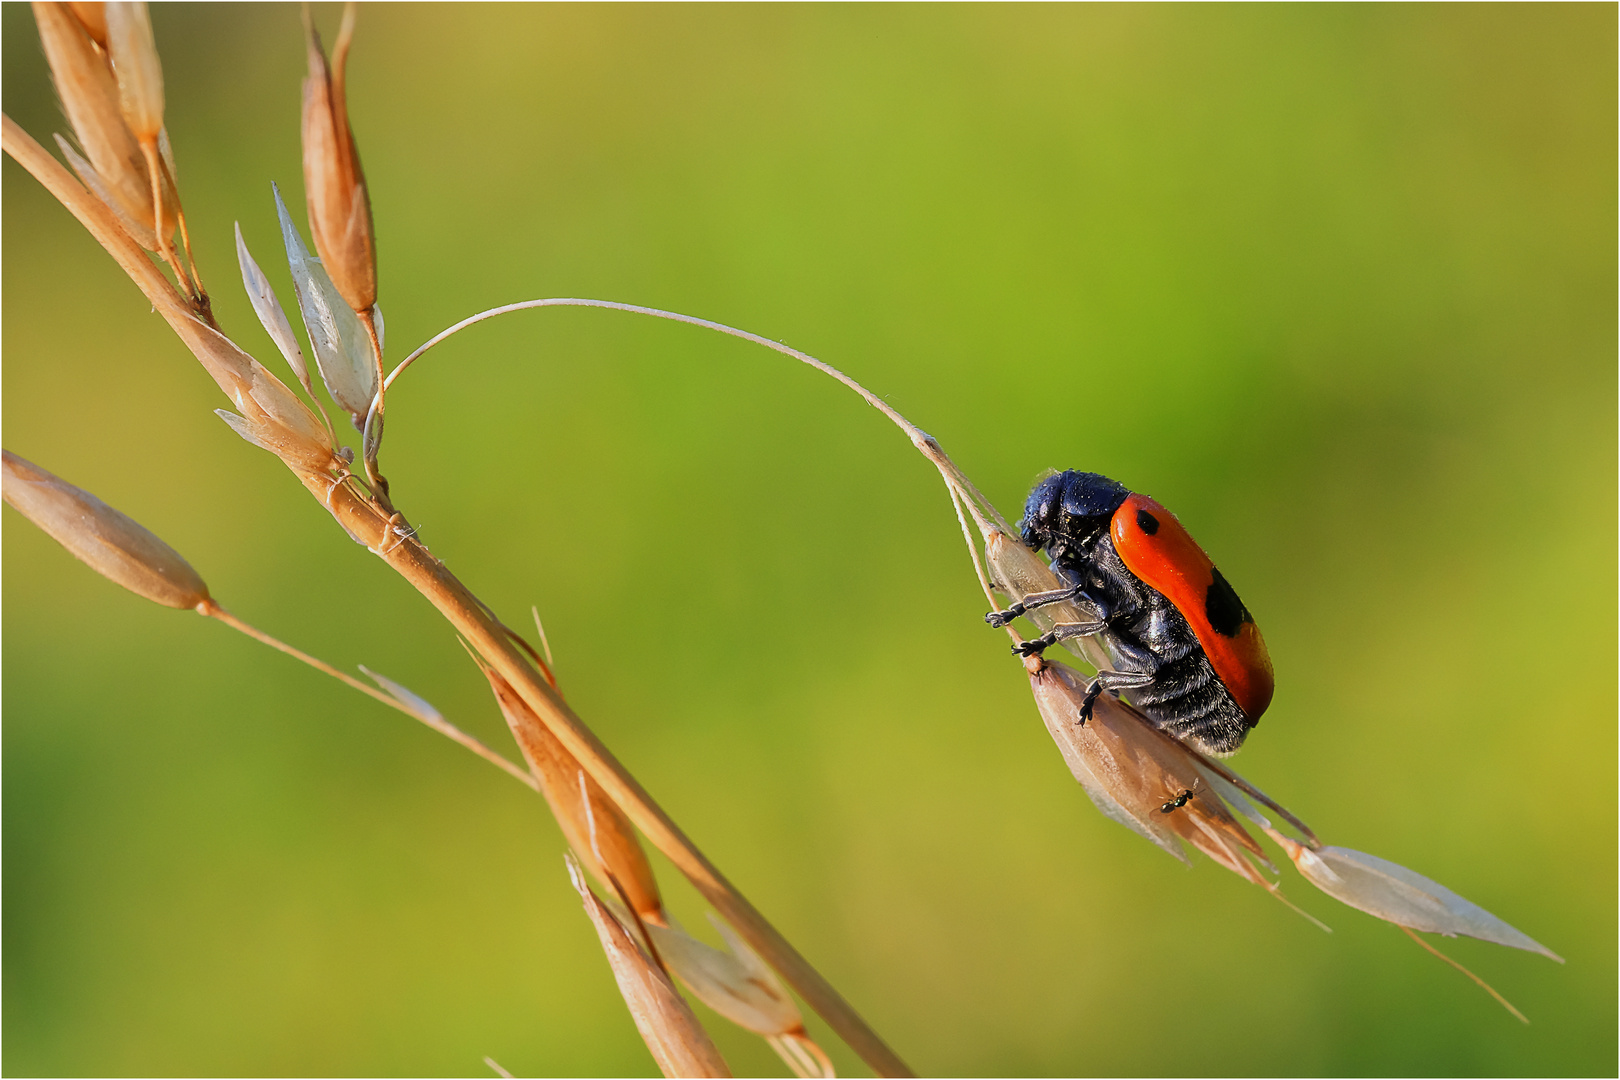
[986,470,1273,756]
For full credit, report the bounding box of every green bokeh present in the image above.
[4,4,1613,1075]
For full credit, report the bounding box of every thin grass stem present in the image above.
[199,599,538,791]
[377,294,1014,537]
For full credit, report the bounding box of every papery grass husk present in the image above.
[2,449,209,610]
[272,182,377,427]
[567,856,732,1079]
[646,916,837,1077]
[235,222,323,413]
[1276,837,1562,962]
[645,915,802,1036]
[105,1,162,142]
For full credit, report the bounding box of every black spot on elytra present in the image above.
[1204,567,1252,637]
[1136,508,1159,535]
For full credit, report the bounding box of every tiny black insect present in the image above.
[1160,789,1194,814]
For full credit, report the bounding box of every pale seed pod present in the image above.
[273,183,376,426]
[34,1,174,250]
[566,856,731,1079]
[301,6,376,313]
[479,661,664,920]
[2,449,208,610]
[1278,838,1562,961]
[104,2,162,143]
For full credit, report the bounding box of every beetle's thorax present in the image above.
[1019,470,1130,556]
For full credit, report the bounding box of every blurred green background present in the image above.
[4,4,1614,1075]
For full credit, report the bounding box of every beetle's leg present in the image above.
[985,584,1085,628]
[1078,668,1157,723]
[1011,618,1107,657]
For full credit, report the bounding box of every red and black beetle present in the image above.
[987,470,1274,756]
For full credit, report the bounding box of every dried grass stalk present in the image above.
[4,81,914,1080]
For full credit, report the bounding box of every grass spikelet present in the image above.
[272,182,376,429]
[34,0,170,247]
[104,1,162,142]
[2,449,209,610]
[566,855,732,1079]
[300,2,375,315]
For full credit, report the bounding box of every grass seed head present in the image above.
[300,5,376,314]
[34,1,175,250]
[566,855,732,1079]
[2,449,209,610]
[984,527,1111,671]
[478,662,664,920]
[104,1,162,143]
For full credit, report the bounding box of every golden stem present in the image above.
[139,138,187,294]
[358,307,391,508]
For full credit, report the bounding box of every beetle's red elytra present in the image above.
[1110,493,1274,721]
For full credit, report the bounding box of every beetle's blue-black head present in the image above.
[1020,470,1132,554]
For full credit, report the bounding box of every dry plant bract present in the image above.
[567,856,733,1079]
[3,5,1563,1073]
